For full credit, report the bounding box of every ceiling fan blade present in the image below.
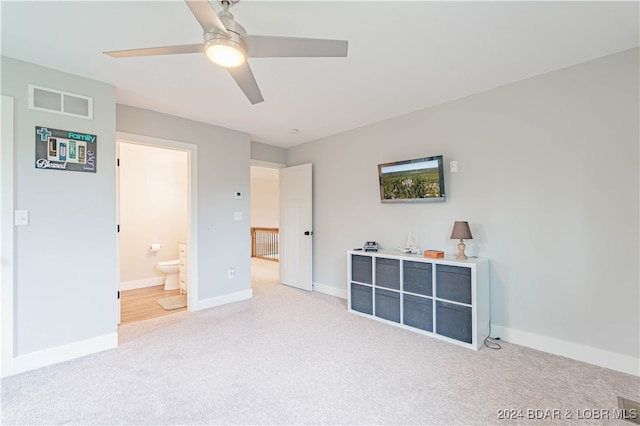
[227,63,264,105]
[104,44,204,58]
[184,0,228,35]
[244,35,348,58]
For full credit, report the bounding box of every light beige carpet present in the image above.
[2,258,638,425]
[155,294,187,310]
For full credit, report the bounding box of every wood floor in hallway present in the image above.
[120,285,186,325]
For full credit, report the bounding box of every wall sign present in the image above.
[35,126,97,173]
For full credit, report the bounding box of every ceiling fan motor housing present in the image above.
[217,10,247,38]
[204,8,246,44]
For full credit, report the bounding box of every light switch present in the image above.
[234,211,243,221]
[450,161,458,173]
[15,210,29,226]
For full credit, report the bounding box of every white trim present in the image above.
[250,159,285,169]
[120,277,165,291]
[116,132,198,316]
[192,289,253,311]
[6,333,117,377]
[1,96,15,378]
[313,281,347,299]
[115,140,121,324]
[492,325,640,377]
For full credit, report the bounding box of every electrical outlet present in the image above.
[228,267,235,279]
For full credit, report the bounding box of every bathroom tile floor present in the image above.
[119,285,185,325]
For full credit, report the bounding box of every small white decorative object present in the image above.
[400,232,421,254]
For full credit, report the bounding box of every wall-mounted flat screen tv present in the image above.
[378,155,445,203]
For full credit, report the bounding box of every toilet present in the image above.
[156,259,180,290]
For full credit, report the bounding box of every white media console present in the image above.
[347,249,490,350]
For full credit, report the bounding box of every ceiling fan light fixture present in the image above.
[205,37,246,68]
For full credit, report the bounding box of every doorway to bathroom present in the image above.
[117,134,196,325]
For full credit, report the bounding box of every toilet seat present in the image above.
[157,259,179,267]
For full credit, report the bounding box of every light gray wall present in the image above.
[116,105,251,300]
[251,141,286,165]
[1,57,117,355]
[287,48,639,360]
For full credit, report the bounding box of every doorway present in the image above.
[250,165,281,283]
[116,132,198,325]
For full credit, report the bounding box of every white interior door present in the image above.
[279,163,313,291]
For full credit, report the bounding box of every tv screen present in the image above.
[378,155,445,203]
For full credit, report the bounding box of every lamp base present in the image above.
[456,239,467,260]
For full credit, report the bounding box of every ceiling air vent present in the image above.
[28,84,93,119]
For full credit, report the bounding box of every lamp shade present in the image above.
[450,221,473,240]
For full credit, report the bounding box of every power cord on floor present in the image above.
[484,320,502,350]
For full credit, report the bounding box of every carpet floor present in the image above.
[1,259,638,425]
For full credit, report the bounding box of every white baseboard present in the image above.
[120,277,164,291]
[492,325,639,377]
[314,281,347,299]
[5,332,118,377]
[192,289,253,311]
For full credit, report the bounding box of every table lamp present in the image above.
[450,221,473,260]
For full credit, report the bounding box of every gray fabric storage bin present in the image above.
[403,261,432,296]
[351,255,372,284]
[351,283,373,314]
[375,288,400,323]
[435,301,472,343]
[403,294,433,332]
[435,264,471,304]
[375,257,400,289]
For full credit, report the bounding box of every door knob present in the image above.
[304,231,313,236]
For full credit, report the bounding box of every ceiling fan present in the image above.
[104,0,348,105]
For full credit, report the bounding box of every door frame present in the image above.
[1,96,15,376]
[116,132,198,317]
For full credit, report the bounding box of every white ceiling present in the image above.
[2,1,638,148]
